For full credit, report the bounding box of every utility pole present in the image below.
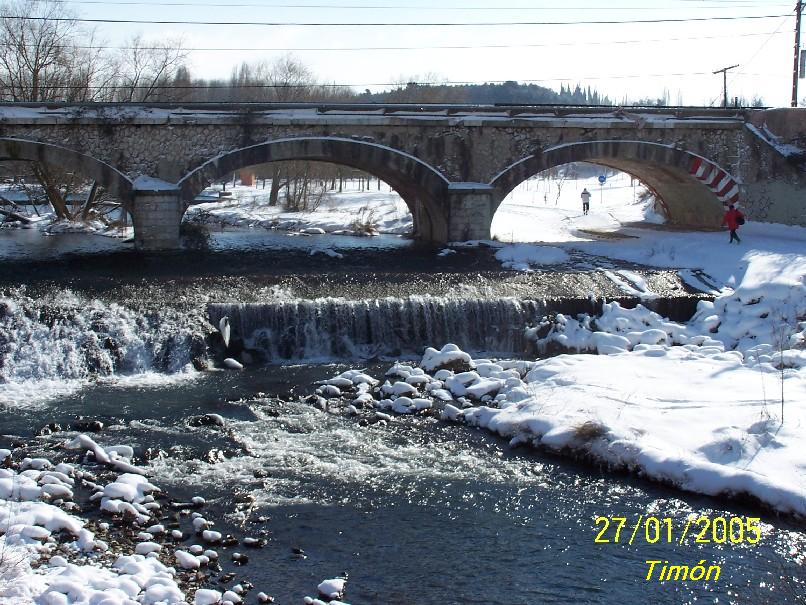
[793,0,804,107]
[713,64,739,108]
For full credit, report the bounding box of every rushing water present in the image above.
[3,368,804,604]
[0,229,804,604]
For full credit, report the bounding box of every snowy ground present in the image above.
[0,179,413,240]
[186,180,413,236]
[316,247,805,516]
[0,172,651,242]
[185,171,661,243]
[186,171,657,241]
[0,199,132,239]
[491,169,666,244]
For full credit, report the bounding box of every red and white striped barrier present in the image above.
[689,157,739,206]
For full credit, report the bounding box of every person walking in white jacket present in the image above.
[581,188,591,215]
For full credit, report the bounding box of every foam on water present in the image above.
[0,289,207,406]
[2,370,205,411]
[148,398,608,517]
[1,377,96,410]
[140,389,806,605]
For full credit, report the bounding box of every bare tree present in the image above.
[385,73,468,103]
[114,34,189,102]
[281,161,326,212]
[227,54,317,104]
[0,1,123,220]
[254,55,318,206]
[265,54,315,102]
[63,30,118,102]
[542,166,568,205]
[0,0,118,102]
[0,0,80,101]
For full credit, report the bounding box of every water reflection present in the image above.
[0,227,412,262]
[0,227,128,259]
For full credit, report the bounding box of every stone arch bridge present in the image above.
[0,102,803,250]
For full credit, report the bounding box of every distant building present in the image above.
[239,170,255,186]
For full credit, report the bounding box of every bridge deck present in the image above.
[0,102,748,128]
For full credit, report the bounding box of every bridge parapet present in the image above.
[0,103,748,130]
[747,108,806,147]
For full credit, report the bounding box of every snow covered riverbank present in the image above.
[314,283,805,517]
[310,283,804,517]
[283,171,805,517]
[0,441,189,604]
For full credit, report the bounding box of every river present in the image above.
[1,228,803,604]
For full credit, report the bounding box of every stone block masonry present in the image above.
[132,191,183,251]
[447,185,496,242]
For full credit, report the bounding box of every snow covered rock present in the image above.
[381,380,419,397]
[420,343,474,373]
[175,550,201,569]
[317,577,347,600]
[317,384,342,398]
[194,589,223,605]
[441,404,464,422]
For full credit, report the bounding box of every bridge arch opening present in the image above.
[491,141,739,240]
[183,161,415,240]
[0,138,135,234]
[490,162,666,243]
[178,137,450,242]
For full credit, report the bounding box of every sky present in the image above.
[57,0,801,106]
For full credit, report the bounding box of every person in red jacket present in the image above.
[721,204,744,244]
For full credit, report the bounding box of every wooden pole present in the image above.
[793,0,803,107]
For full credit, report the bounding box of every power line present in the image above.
[51,0,791,9]
[708,13,791,105]
[0,13,792,27]
[0,29,786,53]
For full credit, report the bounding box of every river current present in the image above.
[1,229,803,604]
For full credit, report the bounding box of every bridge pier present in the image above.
[447,184,497,242]
[131,185,183,251]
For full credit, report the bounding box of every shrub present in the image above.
[180,221,211,250]
[350,206,379,236]
[573,420,607,443]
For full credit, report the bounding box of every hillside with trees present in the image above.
[357,81,612,105]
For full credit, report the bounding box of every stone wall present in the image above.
[739,123,806,225]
